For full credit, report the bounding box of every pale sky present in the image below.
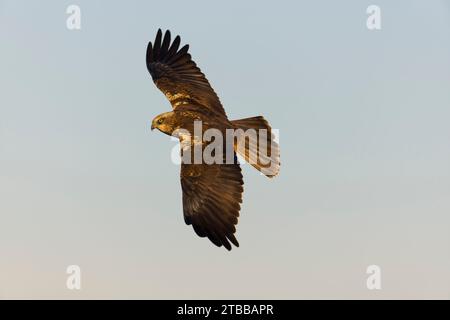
[0,0,450,299]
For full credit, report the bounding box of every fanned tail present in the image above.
[231,116,280,178]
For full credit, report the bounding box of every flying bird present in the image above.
[146,29,280,250]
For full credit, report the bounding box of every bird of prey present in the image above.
[146,29,280,250]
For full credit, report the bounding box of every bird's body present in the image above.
[146,29,280,250]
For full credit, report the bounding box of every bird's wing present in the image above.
[146,29,227,117]
[180,160,243,250]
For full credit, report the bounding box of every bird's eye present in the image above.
[157,118,164,124]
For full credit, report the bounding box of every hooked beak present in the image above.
[151,123,155,131]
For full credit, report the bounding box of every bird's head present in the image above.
[151,111,177,136]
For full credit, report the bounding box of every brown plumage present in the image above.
[146,29,280,250]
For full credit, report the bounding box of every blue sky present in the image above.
[0,0,449,298]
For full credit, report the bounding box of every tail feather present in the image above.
[231,116,280,178]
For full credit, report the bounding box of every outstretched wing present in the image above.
[180,160,243,251]
[146,29,227,117]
